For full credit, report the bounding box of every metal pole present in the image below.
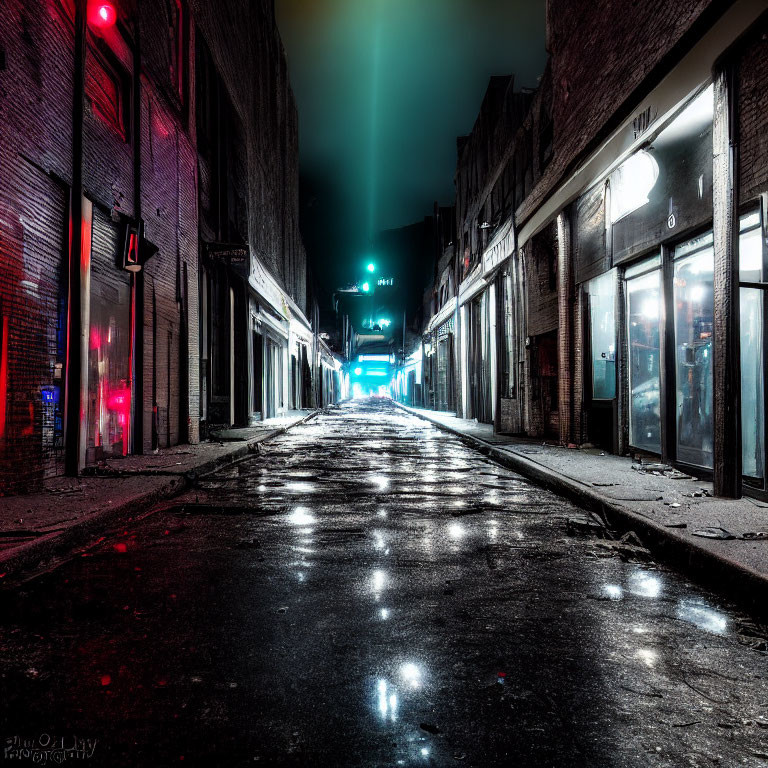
[132,17,145,453]
[64,0,86,476]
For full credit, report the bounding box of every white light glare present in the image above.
[401,662,422,688]
[448,522,466,539]
[372,569,386,591]
[288,507,316,526]
[611,150,659,222]
[630,572,662,599]
[603,584,623,600]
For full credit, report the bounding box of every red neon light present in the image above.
[88,1,117,28]
[127,232,138,265]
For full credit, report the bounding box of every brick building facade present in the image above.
[0,0,312,494]
[413,0,768,499]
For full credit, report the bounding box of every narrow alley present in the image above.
[1,400,766,767]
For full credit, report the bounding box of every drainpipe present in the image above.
[712,59,741,498]
[556,211,573,446]
[64,0,86,476]
[132,16,144,453]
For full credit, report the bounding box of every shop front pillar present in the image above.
[712,61,741,498]
[556,212,573,446]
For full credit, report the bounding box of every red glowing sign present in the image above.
[88,1,117,29]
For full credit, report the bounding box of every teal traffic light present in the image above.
[367,262,376,273]
[361,282,370,292]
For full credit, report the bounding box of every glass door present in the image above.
[626,258,662,454]
[739,210,766,488]
[588,271,617,400]
[673,233,714,469]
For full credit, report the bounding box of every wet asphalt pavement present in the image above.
[1,399,768,767]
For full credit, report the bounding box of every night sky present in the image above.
[275,0,547,313]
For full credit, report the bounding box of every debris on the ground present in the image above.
[45,485,83,495]
[566,514,606,537]
[738,634,768,652]
[592,530,651,561]
[235,539,261,549]
[632,462,673,474]
[620,531,644,547]
[742,531,768,541]
[691,527,737,540]
[664,470,693,480]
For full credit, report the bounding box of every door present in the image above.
[252,330,263,418]
[625,257,662,455]
[87,207,132,463]
[739,210,766,490]
[672,233,714,469]
[264,339,275,419]
[534,331,559,439]
[586,270,617,452]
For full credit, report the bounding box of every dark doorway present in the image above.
[252,331,263,418]
[533,331,559,440]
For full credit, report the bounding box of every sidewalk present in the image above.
[0,410,318,580]
[397,403,768,608]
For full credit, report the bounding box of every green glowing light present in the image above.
[367,262,376,272]
[354,367,363,376]
[362,282,370,292]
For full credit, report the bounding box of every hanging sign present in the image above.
[206,242,250,278]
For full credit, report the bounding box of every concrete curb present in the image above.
[396,402,768,612]
[0,410,319,582]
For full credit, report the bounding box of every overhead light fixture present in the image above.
[479,221,492,229]
[88,0,117,28]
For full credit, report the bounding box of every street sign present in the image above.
[205,242,250,278]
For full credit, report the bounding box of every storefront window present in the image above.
[673,233,714,468]
[588,271,616,399]
[626,261,661,454]
[87,211,132,463]
[88,281,132,460]
[741,287,764,480]
[740,213,764,482]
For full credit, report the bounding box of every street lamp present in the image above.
[367,262,376,273]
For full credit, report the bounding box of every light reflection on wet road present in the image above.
[1,399,767,767]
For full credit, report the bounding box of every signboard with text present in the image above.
[205,242,250,278]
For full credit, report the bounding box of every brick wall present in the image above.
[190,0,307,314]
[0,2,74,493]
[737,20,768,203]
[525,221,558,337]
[518,0,726,225]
